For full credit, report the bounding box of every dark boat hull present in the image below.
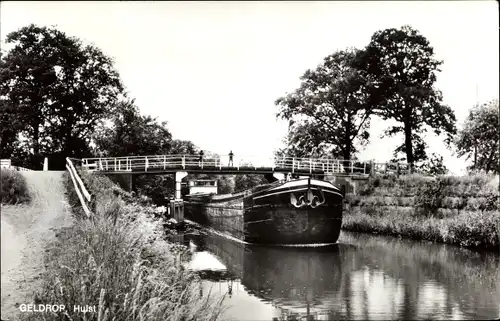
[184,178,343,245]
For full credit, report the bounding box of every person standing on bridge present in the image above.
[199,150,204,166]
[228,150,234,167]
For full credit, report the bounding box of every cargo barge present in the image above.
[183,177,343,245]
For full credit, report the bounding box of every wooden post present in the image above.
[170,199,184,225]
[351,160,354,174]
[396,162,400,177]
[292,158,295,173]
[182,155,185,169]
[309,158,312,174]
[164,155,166,169]
[363,162,366,175]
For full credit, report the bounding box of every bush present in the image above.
[1,169,31,205]
[414,179,445,217]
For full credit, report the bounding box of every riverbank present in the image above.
[18,171,224,321]
[342,173,499,251]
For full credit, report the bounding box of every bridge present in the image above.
[78,154,412,200]
[80,154,376,176]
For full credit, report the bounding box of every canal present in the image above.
[169,229,500,320]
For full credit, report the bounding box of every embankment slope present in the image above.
[1,171,73,320]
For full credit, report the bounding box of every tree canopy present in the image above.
[275,48,372,162]
[92,99,173,156]
[355,25,456,170]
[455,99,499,174]
[0,24,123,168]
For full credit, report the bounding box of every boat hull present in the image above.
[184,178,343,245]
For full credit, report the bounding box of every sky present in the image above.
[1,1,499,174]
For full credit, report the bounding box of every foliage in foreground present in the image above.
[21,172,225,321]
[0,169,31,205]
[345,173,500,251]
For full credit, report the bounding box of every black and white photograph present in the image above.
[1,1,499,320]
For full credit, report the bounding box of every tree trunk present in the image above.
[343,144,351,174]
[404,124,414,173]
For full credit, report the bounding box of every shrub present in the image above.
[414,179,446,217]
[1,169,31,205]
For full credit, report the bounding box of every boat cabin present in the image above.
[188,179,218,195]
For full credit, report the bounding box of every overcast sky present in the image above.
[1,1,498,174]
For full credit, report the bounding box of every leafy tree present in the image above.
[355,25,456,172]
[0,100,24,159]
[275,119,340,158]
[234,174,268,193]
[0,24,123,168]
[170,139,198,155]
[275,48,373,165]
[93,100,172,156]
[455,99,499,173]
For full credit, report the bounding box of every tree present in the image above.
[275,119,341,158]
[355,25,456,172]
[170,139,198,155]
[0,24,123,168]
[92,100,172,156]
[0,100,24,159]
[275,48,373,165]
[455,99,499,173]
[234,174,268,193]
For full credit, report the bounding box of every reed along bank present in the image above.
[20,170,224,321]
[342,173,499,252]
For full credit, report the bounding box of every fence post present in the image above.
[309,158,312,174]
[351,160,354,174]
[292,158,295,173]
[363,162,366,175]
[182,155,185,169]
[164,155,166,169]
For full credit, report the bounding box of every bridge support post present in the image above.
[175,171,188,200]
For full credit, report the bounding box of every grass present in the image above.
[343,173,500,251]
[22,172,226,321]
[1,169,31,205]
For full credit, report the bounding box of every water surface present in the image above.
[171,230,500,320]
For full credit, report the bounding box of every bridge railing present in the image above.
[66,157,92,218]
[81,154,412,176]
[1,158,33,171]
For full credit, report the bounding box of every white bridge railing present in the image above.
[66,157,92,218]
[80,154,412,176]
[1,159,33,171]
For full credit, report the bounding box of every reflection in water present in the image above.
[170,231,500,321]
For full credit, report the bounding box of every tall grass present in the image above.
[1,169,31,205]
[23,172,225,321]
[344,173,500,251]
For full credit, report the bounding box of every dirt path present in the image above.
[1,171,73,320]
